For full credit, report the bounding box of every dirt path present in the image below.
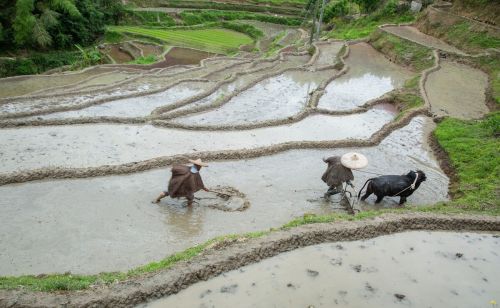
[382,25,467,55]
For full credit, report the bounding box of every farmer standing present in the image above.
[322,152,368,198]
[153,158,210,206]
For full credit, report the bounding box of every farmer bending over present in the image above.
[153,158,210,206]
[322,152,368,198]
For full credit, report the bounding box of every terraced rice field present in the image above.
[0,13,495,306]
[108,26,254,54]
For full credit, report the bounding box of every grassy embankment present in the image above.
[107,26,254,54]
[368,30,434,119]
[125,0,305,15]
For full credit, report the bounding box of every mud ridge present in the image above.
[0,57,248,103]
[0,50,313,121]
[1,213,498,307]
[154,43,347,122]
[0,107,428,185]
[0,78,212,120]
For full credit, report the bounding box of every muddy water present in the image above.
[0,116,448,275]
[163,81,243,116]
[314,41,344,67]
[0,108,394,173]
[0,67,118,98]
[142,231,500,308]
[29,81,210,119]
[172,70,335,126]
[318,43,413,110]
[34,72,135,96]
[425,60,489,119]
[383,26,467,55]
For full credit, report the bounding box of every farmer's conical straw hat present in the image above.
[341,152,368,169]
[189,158,209,167]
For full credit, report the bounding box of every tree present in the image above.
[13,0,81,48]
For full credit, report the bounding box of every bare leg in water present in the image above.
[153,191,169,204]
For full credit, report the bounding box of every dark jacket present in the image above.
[168,165,205,199]
[321,156,353,187]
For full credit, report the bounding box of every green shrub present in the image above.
[121,10,176,27]
[324,0,349,21]
[0,50,80,77]
[180,10,302,26]
[128,54,157,64]
[221,21,264,39]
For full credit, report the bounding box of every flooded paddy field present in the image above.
[0,66,123,98]
[0,116,448,275]
[172,69,335,126]
[382,25,467,55]
[143,231,500,308]
[318,43,413,111]
[25,80,211,119]
[0,108,394,173]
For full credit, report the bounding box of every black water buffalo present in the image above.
[357,170,427,205]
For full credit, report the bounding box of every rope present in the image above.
[354,169,386,176]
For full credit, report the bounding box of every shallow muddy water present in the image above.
[383,26,467,55]
[0,108,394,173]
[172,70,335,126]
[0,116,448,275]
[425,60,489,119]
[30,81,209,119]
[318,43,413,110]
[0,67,118,98]
[142,231,500,308]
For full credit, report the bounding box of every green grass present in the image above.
[263,30,287,57]
[128,55,158,64]
[327,14,415,40]
[446,22,500,50]
[370,30,434,72]
[474,55,500,104]
[107,26,253,54]
[434,113,500,212]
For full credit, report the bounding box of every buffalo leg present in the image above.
[360,184,372,201]
[399,196,407,205]
[375,194,384,203]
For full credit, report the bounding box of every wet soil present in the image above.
[107,45,135,63]
[314,41,344,67]
[172,69,335,126]
[318,43,413,111]
[0,108,394,173]
[143,231,499,308]
[382,26,467,55]
[425,60,489,119]
[0,116,448,275]
[163,47,216,66]
[134,42,164,57]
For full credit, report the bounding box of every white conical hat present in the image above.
[189,158,209,167]
[341,152,368,169]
